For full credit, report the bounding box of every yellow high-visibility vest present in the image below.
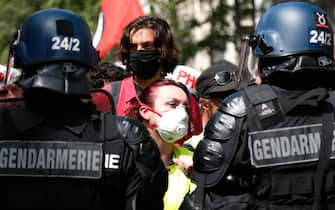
[164,146,193,210]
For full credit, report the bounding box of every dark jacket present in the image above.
[188,84,335,210]
[0,96,167,210]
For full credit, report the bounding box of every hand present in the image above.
[173,155,193,177]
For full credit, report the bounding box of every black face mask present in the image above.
[128,50,161,79]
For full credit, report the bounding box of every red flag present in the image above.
[93,0,145,59]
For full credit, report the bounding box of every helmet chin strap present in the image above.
[62,63,78,94]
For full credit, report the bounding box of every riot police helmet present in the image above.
[251,2,334,79]
[14,8,98,98]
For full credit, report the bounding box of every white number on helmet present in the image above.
[309,30,332,46]
[51,36,80,52]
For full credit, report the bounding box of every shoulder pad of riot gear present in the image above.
[192,91,247,187]
[104,113,167,183]
[204,111,236,141]
[204,91,246,142]
[105,114,151,144]
[218,91,247,117]
[193,108,247,187]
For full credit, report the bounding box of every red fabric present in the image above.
[188,94,203,136]
[91,76,138,115]
[91,84,111,112]
[96,0,145,59]
[175,94,203,145]
[116,76,139,116]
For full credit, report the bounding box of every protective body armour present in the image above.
[242,84,335,209]
[0,103,167,210]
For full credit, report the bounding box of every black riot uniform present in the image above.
[189,86,335,210]
[0,96,167,209]
[182,2,335,210]
[0,8,168,210]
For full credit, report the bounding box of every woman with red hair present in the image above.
[130,79,194,210]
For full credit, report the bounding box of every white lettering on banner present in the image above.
[51,36,80,52]
[248,123,335,168]
[176,70,197,89]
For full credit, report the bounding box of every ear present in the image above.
[202,102,210,110]
[200,101,211,112]
[139,105,151,120]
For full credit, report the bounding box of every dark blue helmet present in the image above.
[253,2,333,59]
[14,8,98,69]
[13,9,98,98]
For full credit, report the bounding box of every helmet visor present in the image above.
[237,35,259,86]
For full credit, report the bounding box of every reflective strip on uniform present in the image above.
[0,141,103,179]
[248,123,335,168]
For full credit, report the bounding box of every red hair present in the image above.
[125,79,203,143]
[125,79,189,119]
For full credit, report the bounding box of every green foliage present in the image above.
[0,0,332,66]
[147,0,198,63]
[147,0,257,64]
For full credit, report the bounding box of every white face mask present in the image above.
[155,105,189,143]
